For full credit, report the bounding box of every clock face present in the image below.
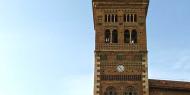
[116,65,125,72]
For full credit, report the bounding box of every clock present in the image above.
[116,65,125,72]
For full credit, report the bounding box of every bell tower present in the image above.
[92,0,149,95]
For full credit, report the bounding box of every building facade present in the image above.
[92,0,190,95]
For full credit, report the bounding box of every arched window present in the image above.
[127,14,130,22]
[124,30,130,43]
[105,29,111,43]
[108,15,111,22]
[104,86,116,95]
[130,14,133,22]
[112,14,115,22]
[112,30,118,43]
[134,14,137,22]
[124,14,126,22]
[115,15,118,22]
[105,14,108,22]
[131,29,137,43]
[124,86,137,95]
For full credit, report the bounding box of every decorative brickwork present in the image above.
[92,0,190,95]
[93,0,149,95]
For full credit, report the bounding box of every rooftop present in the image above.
[149,79,190,91]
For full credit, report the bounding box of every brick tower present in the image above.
[92,0,149,95]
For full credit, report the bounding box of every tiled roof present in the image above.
[92,0,148,3]
[149,79,190,91]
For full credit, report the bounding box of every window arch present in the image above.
[105,29,111,43]
[105,14,108,22]
[112,30,118,43]
[124,14,137,22]
[131,29,137,43]
[104,86,117,95]
[108,15,111,22]
[104,14,118,23]
[124,14,126,22]
[134,14,137,22]
[130,14,133,22]
[127,14,130,22]
[124,86,137,95]
[115,15,118,22]
[112,14,115,22]
[124,30,130,43]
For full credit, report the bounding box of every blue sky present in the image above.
[0,0,190,95]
